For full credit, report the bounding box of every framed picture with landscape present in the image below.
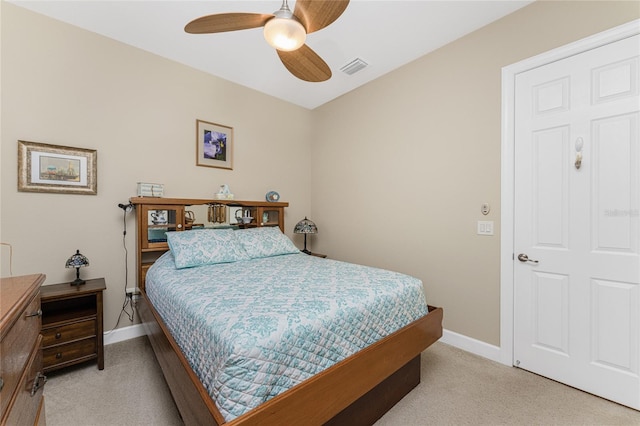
[18,140,97,195]
[196,119,233,170]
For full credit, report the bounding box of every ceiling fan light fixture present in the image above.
[264,17,306,51]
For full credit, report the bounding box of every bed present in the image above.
[134,205,443,425]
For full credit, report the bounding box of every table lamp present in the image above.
[65,249,89,286]
[293,217,317,255]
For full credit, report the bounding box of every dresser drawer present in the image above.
[42,318,95,347]
[2,335,45,426]
[43,338,96,371]
[0,293,40,417]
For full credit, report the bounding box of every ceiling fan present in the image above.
[185,0,350,82]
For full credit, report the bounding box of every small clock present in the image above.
[265,191,280,202]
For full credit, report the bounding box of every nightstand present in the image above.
[40,278,106,372]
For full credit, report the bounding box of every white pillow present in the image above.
[166,229,249,269]
[234,227,300,259]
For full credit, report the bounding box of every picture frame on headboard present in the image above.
[196,119,233,170]
[17,140,97,195]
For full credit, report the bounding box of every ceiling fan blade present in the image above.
[277,45,331,82]
[293,0,349,34]
[185,13,273,34]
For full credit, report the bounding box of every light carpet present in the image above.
[44,337,639,425]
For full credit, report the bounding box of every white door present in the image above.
[514,34,640,409]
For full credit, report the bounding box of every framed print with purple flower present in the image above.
[196,119,233,170]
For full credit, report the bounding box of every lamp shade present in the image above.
[65,249,89,286]
[264,17,306,51]
[294,217,318,234]
[263,4,306,53]
[65,249,89,268]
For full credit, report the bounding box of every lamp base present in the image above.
[300,233,312,255]
[70,278,86,286]
[70,267,86,286]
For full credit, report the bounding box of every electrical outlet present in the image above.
[125,287,139,295]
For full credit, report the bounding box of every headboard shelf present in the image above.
[129,197,289,208]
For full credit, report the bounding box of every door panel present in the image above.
[592,57,638,104]
[592,113,638,252]
[534,77,570,114]
[591,279,638,372]
[533,126,569,248]
[532,272,569,355]
[514,34,640,410]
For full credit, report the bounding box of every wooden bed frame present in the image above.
[139,289,442,425]
[132,198,443,425]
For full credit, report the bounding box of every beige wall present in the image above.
[2,1,639,347]
[1,3,312,330]
[311,1,639,345]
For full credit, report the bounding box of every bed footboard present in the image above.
[139,290,443,425]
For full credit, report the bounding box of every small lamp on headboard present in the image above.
[293,217,318,255]
[65,249,89,286]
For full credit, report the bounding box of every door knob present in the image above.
[517,253,539,264]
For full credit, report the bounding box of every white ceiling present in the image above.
[9,0,533,109]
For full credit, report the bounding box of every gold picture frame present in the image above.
[18,140,97,195]
[196,119,233,170]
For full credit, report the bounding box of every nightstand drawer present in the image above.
[42,318,95,347]
[43,338,96,370]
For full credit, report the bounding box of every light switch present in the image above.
[477,221,494,236]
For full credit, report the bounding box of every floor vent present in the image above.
[340,58,368,75]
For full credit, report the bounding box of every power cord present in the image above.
[120,205,134,321]
[105,202,135,334]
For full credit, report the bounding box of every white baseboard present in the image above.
[439,328,504,364]
[103,323,146,346]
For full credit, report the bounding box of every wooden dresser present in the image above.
[0,274,47,426]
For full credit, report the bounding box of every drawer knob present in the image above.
[25,309,42,318]
[55,332,62,339]
[30,372,47,396]
[55,352,62,359]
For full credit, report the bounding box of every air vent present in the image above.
[340,58,368,75]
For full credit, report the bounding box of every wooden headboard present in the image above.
[129,197,289,291]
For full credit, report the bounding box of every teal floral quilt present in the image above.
[146,251,429,421]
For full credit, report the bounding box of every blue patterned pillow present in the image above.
[166,229,249,269]
[234,227,301,259]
